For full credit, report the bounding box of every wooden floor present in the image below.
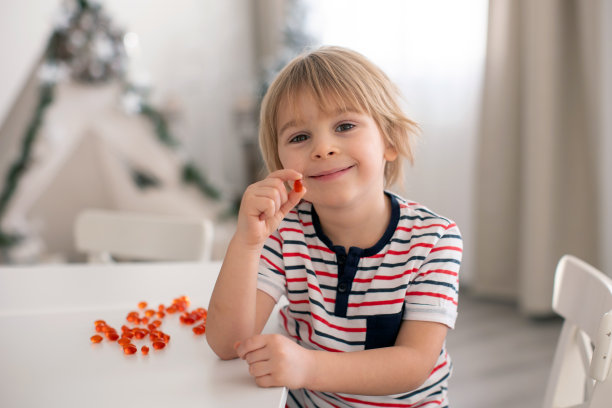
[445,292,562,408]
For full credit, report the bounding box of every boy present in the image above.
[207,46,462,407]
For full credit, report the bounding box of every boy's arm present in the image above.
[236,320,448,395]
[205,238,277,360]
[206,169,305,360]
[307,320,448,395]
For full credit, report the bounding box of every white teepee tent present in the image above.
[0,80,232,263]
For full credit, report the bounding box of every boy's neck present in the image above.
[314,192,392,252]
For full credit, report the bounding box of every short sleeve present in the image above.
[404,222,462,329]
[257,229,287,302]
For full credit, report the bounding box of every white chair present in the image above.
[543,255,612,408]
[74,209,214,263]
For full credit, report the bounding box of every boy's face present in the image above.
[276,90,397,210]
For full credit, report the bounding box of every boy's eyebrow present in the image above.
[278,120,298,136]
[278,108,362,135]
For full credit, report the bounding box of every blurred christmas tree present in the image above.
[0,0,220,249]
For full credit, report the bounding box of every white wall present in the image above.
[0,1,57,127]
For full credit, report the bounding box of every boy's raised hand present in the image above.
[236,169,306,248]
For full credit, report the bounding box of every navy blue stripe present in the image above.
[287,389,304,408]
[413,280,458,294]
[358,257,425,270]
[312,328,363,346]
[287,289,309,295]
[397,371,450,400]
[399,214,439,222]
[259,267,284,278]
[285,218,301,225]
[423,258,461,267]
[391,232,443,244]
[283,239,308,247]
[262,244,282,259]
[440,233,462,240]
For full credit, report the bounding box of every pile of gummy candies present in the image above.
[89,295,207,356]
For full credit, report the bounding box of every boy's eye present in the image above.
[289,134,308,143]
[336,123,354,132]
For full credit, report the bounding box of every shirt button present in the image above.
[338,282,348,293]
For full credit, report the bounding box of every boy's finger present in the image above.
[279,185,307,216]
[235,335,267,358]
[268,168,302,183]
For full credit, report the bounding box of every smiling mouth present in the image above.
[310,165,355,179]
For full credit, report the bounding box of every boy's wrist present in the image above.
[229,233,265,254]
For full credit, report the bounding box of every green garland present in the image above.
[0,0,220,249]
[0,84,55,247]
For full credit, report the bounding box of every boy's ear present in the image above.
[384,144,398,162]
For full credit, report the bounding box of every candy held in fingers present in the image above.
[293,179,303,192]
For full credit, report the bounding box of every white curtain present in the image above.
[472,0,606,315]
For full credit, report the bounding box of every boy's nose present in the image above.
[311,138,339,159]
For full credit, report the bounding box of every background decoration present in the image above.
[0,0,220,249]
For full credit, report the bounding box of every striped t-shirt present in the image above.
[257,192,462,408]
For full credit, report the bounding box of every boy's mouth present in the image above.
[309,165,355,180]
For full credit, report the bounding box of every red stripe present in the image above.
[286,277,307,283]
[260,255,284,275]
[308,244,335,253]
[279,308,300,342]
[284,252,312,260]
[288,299,310,305]
[279,227,303,234]
[429,360,447,376]
[315,270,337,278]
[444,223,457,230]
[337,395,439,408]
[397,223,449,233]
[269,234,282,247]
[307,283,322,294]
[292,316,342,352]
[348,298,405,308]
[405,291,458,306]
[346,269,418,284]
[311,312,366,333]
[368,244,434,258]
[430,246,462,253]
[415,269,458,279]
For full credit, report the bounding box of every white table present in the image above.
[0,261,287,408]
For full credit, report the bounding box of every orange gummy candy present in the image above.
[106,331,119,341]
[123,344,138,355]
[141,346,149,355]
[152,341,166,350]
[137,301,147,309]
[118,337,131,346]
[293,179,303,192]
[90,335,103,343]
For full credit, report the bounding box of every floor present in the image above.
[446,292,563,408]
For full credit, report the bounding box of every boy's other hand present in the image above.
[235,334,313,389]
[236,169,306,249]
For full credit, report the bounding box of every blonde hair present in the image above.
[259,46,419,188]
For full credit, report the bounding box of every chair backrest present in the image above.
[543,255,612,408]
[74,209,214,262]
